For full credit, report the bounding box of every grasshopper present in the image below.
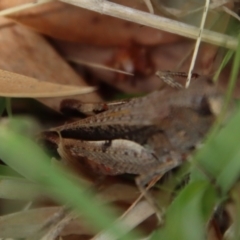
[42,72,224,191]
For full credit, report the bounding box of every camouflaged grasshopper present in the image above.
[42,72,224,190]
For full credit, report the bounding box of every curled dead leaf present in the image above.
[0,69,96,98]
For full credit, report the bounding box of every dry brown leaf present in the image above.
[0,18,101,110]
[54,40,196,93]
[2,1,180,46]
[0,69,95,98]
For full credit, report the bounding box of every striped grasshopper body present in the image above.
[42,74,223,188]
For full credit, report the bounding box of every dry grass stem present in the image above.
[68,58,134,76]
[59,0,238,50]
[186,0,210,88]
[0,0,54,16]
[222,6,240,22]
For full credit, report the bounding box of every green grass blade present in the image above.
[0,119,140,240]
[191,105,240,194]
[151,181,217,240]
[213,50,234,82]
[0,164,23,178]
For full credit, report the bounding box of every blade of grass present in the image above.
[223,34,240,108]
[151,181,217,240]
[151,33,240,240]
[60,0,238,50]
[0,164,22,178]
[0,119,140,240]
[191,105,240,194]
[213,50,234,82]
[201,33,240,139]
[191,34,240,193]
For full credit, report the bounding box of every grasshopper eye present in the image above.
[194,94,224,116]
[198,96,213,115]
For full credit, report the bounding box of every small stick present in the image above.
[186,0,210,88]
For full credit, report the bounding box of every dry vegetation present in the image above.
[0,0,239,240]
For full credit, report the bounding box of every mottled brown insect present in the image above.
[42,72,224,189]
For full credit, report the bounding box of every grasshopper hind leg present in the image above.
[135,154,181,222]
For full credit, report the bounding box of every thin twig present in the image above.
[68,58,134,76]
[185,0,210,88]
